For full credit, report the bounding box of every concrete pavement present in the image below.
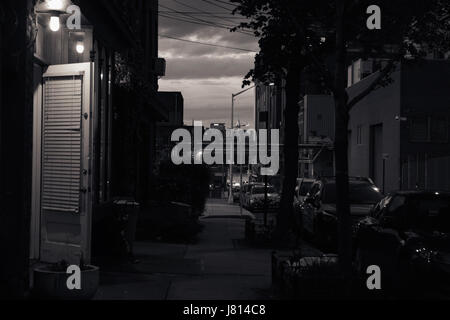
[201,198,255,220]
[95,199,272,300]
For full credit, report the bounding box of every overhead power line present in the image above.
[159,3,252,36]
[210,0,238,8]
[172,0,238,25]
[200,0,236,11]
[158,11,241,16]
[159,13,253,36]
[158,34,257,52]
[159,12,246,20]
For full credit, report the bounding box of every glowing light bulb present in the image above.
[76,42,84,54]
[49,16,60,32]
[48,0,64,10]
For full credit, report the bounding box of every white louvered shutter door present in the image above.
[39,63,93,264]
[42,76,82,214]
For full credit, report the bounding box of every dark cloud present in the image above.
[158,0,258,127]
[163,54,254,79]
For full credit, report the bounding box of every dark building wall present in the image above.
[347,68,402,192]
[0,0,35,298]
[400,60,450,190]
[0,0,162,297]
[157,92,184,126]
[347,60,450,192]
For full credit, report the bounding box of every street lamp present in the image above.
[228,85,255,205]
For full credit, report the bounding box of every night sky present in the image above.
[158,0,259,128]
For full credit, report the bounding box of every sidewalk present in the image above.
[201,198,255,220]
[94,200,272,300]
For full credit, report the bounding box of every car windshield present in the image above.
[252,186,276,194]
[299,182,313,196]
[322,181,383,204]
[407,196,450,232]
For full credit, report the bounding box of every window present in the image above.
[371,196,392,219]
[299,181,313,196]
[430,117,448,142]
[410,116,449,142]
[321,181,383,205]
[252,186,275,195]
[410,117,428,142]
[307,183,320,198]
[357,125,363,145]
[387,196,406,214]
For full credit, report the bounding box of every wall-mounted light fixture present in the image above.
[35,0,68,32]
[49,15,60,31]
[36,8,66,32]
[76,41,84,54]
[69,31,86,56]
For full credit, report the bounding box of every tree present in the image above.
[231,0,331,243]
[233,0,450,281]
[329,0,450,284]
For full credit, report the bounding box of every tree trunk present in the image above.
[334,0,352,288]
[275,66,301,243]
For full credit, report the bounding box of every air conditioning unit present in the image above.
[154,58,166,77]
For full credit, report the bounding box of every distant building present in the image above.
[255,80,284,133]
[254,80,285,183]
[156,92,184,150]
[298,95,335,178]
[210,122,227,132]
[347,60,450,193]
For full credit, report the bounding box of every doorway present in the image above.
[31,62,94,264]
[370,124,383,190]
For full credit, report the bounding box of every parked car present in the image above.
[294,178,315,210]
[242,182,257,207]
[244,184,280,212]
[301,177,383,250]
[232,183,241,202]
[354,191,450,296]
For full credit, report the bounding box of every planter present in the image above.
[271,251,294,298]
[33,265,99,300]
[276,255,343,299]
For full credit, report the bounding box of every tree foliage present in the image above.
[231,0,450,257]
[233,0,450,91]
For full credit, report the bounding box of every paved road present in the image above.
[95,200,273,300]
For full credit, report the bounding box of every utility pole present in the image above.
[228,85,255,204]
[264,82,275,226]
[240,164,243,216]
[228,95,235,204]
